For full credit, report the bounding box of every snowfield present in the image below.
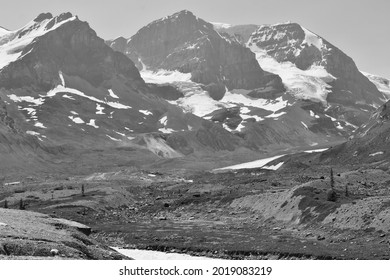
[247,44,335,105]
[214,154,285,171]
[141,68,289,129]
[112,247,214,260]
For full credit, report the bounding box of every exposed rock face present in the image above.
[108,10,285,97]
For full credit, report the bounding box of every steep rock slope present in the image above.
[0,13,254,174]
[108,10,284,99]
[108,11,381,151]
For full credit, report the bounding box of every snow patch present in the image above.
[108,89,119,99]
[262,162,284,170]
[139,110,153,116]
[112,247,213,260]
[26,130,40,136]
[369,152,384,157]
[59,71,65,86]
[46,84,131,109]
[106,135,121,142]
[215,155,285,171]
[96,104,105,115]
[62,94,75,100]
[159,116,168,126]
[68,116,84,124]
[304,148,329,153]
[8,94,44,106]
[158,128,175,134]
[34,122,46,128]
[86,119,98,128]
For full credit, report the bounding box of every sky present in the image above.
[0,0,389,78]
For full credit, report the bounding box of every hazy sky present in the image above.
[1,0,389,78]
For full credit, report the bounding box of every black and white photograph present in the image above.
[0,0,389,278]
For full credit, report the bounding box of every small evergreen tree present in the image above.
[4,199,8,209]
[345,185,349,197]
[19,198,25,210]
[327,168,337,202]
[330,168,335,190]
[81,184,85,197]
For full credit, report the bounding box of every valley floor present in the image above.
[1,149,390,260]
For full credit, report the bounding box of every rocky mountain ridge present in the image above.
[108,10,386,154]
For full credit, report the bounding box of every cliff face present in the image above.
[109,10,285,98]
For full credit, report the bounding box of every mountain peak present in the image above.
[172,10,194,17]
[33,12,53,22]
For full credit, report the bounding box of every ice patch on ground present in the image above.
[215,155,285,171]
[112,248,214,260]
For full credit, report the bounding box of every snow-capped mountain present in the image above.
[1,12,261,173]
[108,10,385,152]
[1,10,388,173]
[108,10,285,98]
